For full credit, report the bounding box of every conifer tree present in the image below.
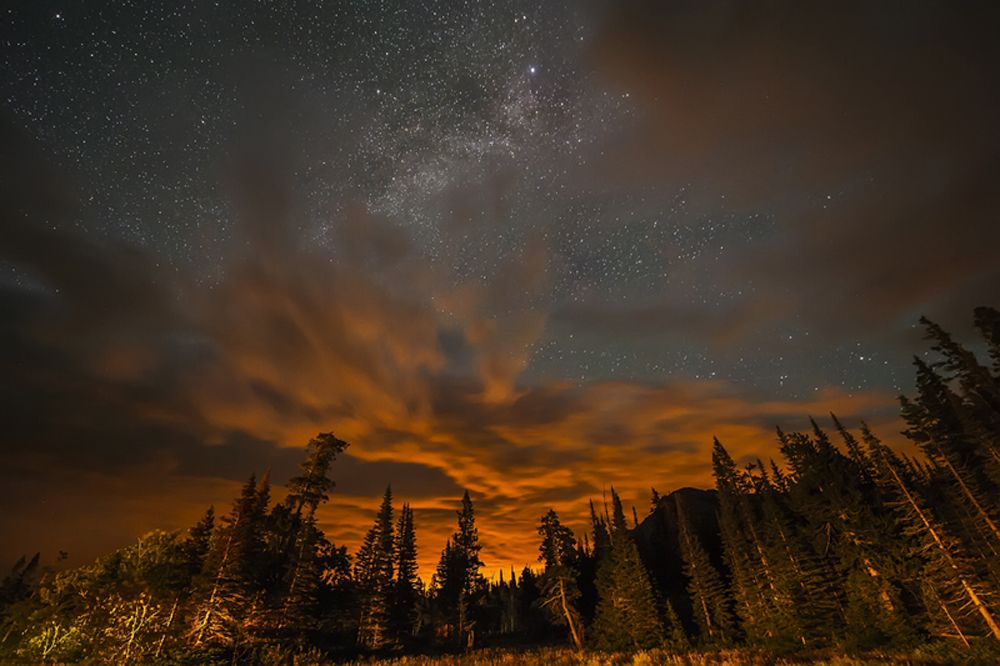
[277,432,350,632]
[589,499,611,562]
[902,358,1000,546]
[676,494,733,645]
[590,488,663,650]
[431,491,485,647]
[537,509,584,649]
[0,553,40,609]
[391,503,420,640]
[430,537,459,636]
[356,486,396,649]
[185,506,214,576]
[493,568,519,635]
[865,426,1000,641]
[752,451,843,646]
[664,599,691,651]
[285,433,350,517]
[516,566,547,638]
[713,438,784,645]
[190,474,268,646]
[824,417,922,649]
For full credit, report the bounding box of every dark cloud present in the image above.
[591,0,1000,337]
[552,297,766,347]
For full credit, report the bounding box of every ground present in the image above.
[334,645,986,666]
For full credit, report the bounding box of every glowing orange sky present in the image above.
[0,374,905,583]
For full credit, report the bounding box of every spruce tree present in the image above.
[431,491,485,648]
[664,599,691,652]
[902,358,1000,548]
[713,438,785,645]
[275,433,348,633]
[189,474,268,646]
[650,487,662,513]
[590,488,663,650]
[676,494,734,645]
[391,503,420,640]
[455,490,485,646]
[537,509,584,649]
[356,486,396,649]
[752,451,843,646]
[285,433,350,517]
[866,426,1000,641]
[185,506,215,576]
[823,418,923,649]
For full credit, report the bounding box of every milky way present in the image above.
[2,1,999,577]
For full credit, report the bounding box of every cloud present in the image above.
[588,0,1000,338]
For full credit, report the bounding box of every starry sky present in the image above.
[2,1,999,579]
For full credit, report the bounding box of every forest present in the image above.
[2,307,1000,665]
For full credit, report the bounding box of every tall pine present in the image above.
[676,493,733,645]
[590,488,663,650]
[431,491,485,648]
[537,509,584,649]
[391,503,420,640]
[356,486,396,649]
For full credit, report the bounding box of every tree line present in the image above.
[2,307,1000,663]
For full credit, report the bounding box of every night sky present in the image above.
[2,1,999,579]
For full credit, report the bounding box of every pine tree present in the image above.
[903,358,1000,548]
[185,506,215,576]
[454,491,484,586]
[189,474,268,646]
[823,418,923,649]
[516,566,547,639]
[391,503,420,641]
[454,490,484,647]
[277,433,349,633]
[865,426,1000,641]
[537,509,584,649]
[676,494,734,645]
[664,599,691,651]
[589,499,611,562]
[285,433,350,517]
[356,486,396,649]
[752,450,843,646]
[431,491,486,648]
[430,538,460,638]
[713,438,785,645]
[590,488,663,650]
[0,553,40,608]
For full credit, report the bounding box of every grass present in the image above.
[334,645,972,666]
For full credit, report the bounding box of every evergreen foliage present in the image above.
[430,491,486,648]
[676,494,733,646]
[590,488,664,650]
[391,502,421,641]
[356,486,396,649]
[537,509,584,649]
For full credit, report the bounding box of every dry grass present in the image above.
[337,647,934,666]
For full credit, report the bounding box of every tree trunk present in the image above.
[559,578,583,650]
[888,464,1000,640]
